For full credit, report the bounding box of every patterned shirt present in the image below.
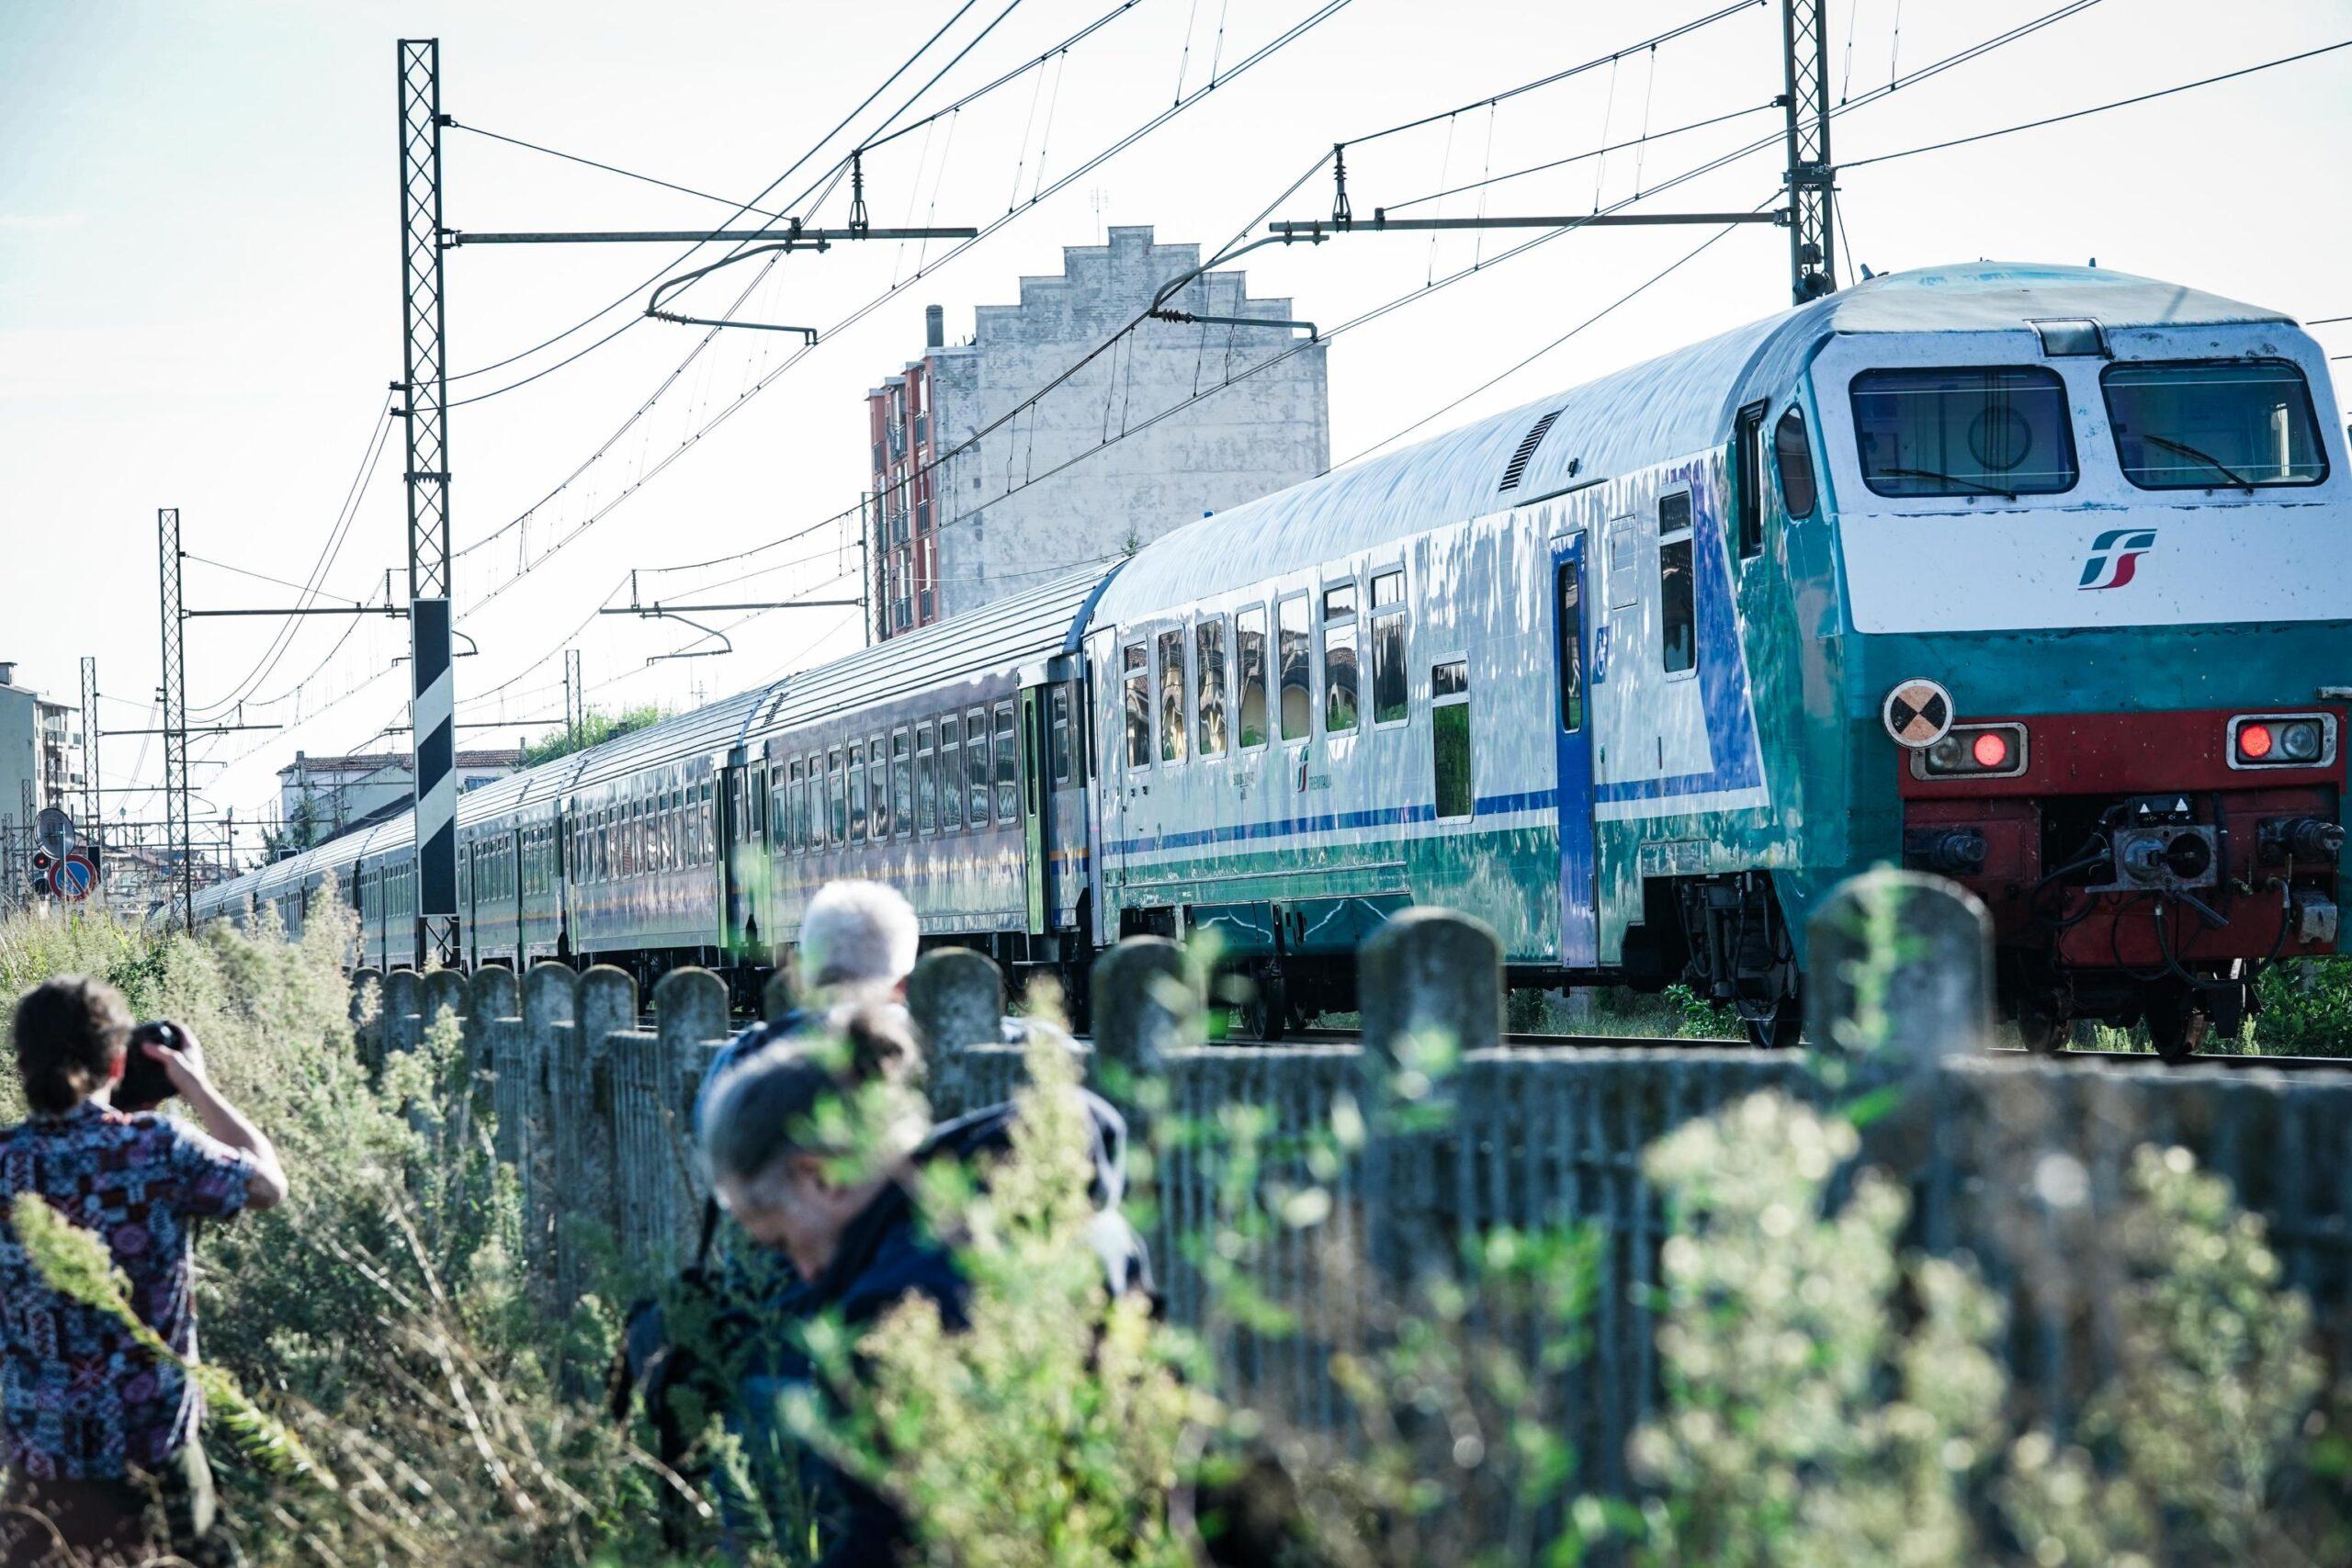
[0,1100,255,1479]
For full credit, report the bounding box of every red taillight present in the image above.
[2238,722,2274,761]
[1971,730,2010,769]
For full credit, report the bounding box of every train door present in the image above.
[1019,686,1047,936]
[1552,532,1599,967]
[720,756,754,961]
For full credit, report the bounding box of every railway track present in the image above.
[1226,1026,2352,1068]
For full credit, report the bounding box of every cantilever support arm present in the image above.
[1144,231,1327,339]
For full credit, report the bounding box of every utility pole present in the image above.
[563,648,582,746]
[78,657,100,897]
[155,508,193,932]
[1781,0,1836,302]
[398,39,458,970]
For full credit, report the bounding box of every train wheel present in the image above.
[1243,966,1288,1043]
[2143,986,2210,1064]
[2014,998,2071,1055]
[1742,991,1803,1050]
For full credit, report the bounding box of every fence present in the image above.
[359,871,2352,1482]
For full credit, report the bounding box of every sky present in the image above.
[4,0,2349,864]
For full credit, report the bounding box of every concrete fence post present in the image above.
[763,967,797,1026]
[1806,869,1994,1180]
[469,967,520,1145]
[909,948,1004,1117]
[520,963,579,1305]
[380,969,423,1059]
[562,965,635,1311]
[421,970,469,1055]
[652,969,731,1271]
[348,967,382,1072]
[1357,908,1503,1278]
[1089,938,1198,1134]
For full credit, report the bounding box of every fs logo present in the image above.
[2077,527,2157,591]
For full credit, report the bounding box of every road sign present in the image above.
[1881,678,1955,750]
[51,852,96,902]
[36,807,74,860]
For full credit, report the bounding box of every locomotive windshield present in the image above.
[2101,360,2325,490]
[1849,366,2076,498]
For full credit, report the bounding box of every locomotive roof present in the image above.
[1092,261,2290,619]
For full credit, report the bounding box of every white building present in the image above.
[865,226,1329,639]
[277,748,522,852]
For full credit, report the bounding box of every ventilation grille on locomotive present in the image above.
[1498,409,1564,491]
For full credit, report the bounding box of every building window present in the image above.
[1370,569,1408,726]
[1124,645,1150,769]
[1236,606,1269,749]
[1195,618,1227,757]
[1278,595,1311,742]
[1322,583,1359,735]
[1158,628,1188,765]
[1659,491,1696,675]
[1433,660,1474,820]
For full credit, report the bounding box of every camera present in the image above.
[119,1021,184,1113]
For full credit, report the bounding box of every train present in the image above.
[197,262,2352,1055]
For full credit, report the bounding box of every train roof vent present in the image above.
[1498,409,1563,492]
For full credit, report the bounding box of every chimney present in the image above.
[0,662,15,687]
[925,304,944,349]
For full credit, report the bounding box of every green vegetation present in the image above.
[520,703,671,767]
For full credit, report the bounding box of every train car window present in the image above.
[917,724,937,834]
[1194,619,1227,757]
[1278,595,1312,741]
[2101,359,2326,489]
[685,789,702,867]
[870,739,891,840]
[745,773,761,844]
[1323,585,1359,735]
[1736,400,1770,557]
[1432,660,1474,821]
[825,751,843,845]
[1370,570,1408,727]
[993,702,1019,823]
[941,718,965,831]
[1849,366,2076,496]
[1158,628,1189,764]
[1123,645,1150,769]
[1659,491,1697,676]
[704,780,719,864]
[892,732,914,839]
[1050,687,1074,784]
[1556,563,1585,731]
[786,762,804,852]
[967,710,991,826]
[1236,607,1270,750]
[1774,406,1817,518]
[848,749,867,843]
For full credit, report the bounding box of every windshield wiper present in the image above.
[1878,465,2018,501]
[2141,433,2254,491]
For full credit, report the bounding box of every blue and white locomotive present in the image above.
[199,263,2351,1052]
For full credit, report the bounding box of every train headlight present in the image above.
[1916,722,2029,780]
[2229,713,2335,769]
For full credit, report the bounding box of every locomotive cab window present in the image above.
[1850,366,2077,497]
[1735,400,1769,558]
[1278,594,1311,742]
[1370,569,1408,727]
[1322,583,1359,735]
[2101,359,2326,490]
[1236,607,1270,750]
[1432,659,1474,821]
[1158,628,1188,764]
[1658,491,1697,676]
[1774,405,1817,518]
[1124,644,1150,770]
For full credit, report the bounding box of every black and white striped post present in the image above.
[398,38,458,966]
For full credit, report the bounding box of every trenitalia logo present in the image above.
[2078,527,2157,591]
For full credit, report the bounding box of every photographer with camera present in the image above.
[0,976,287,1566]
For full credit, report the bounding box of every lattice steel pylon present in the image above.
[398,39,458,967]
[79,657,100,894]
[156,509,193,932]
[1781,0,1836,303]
